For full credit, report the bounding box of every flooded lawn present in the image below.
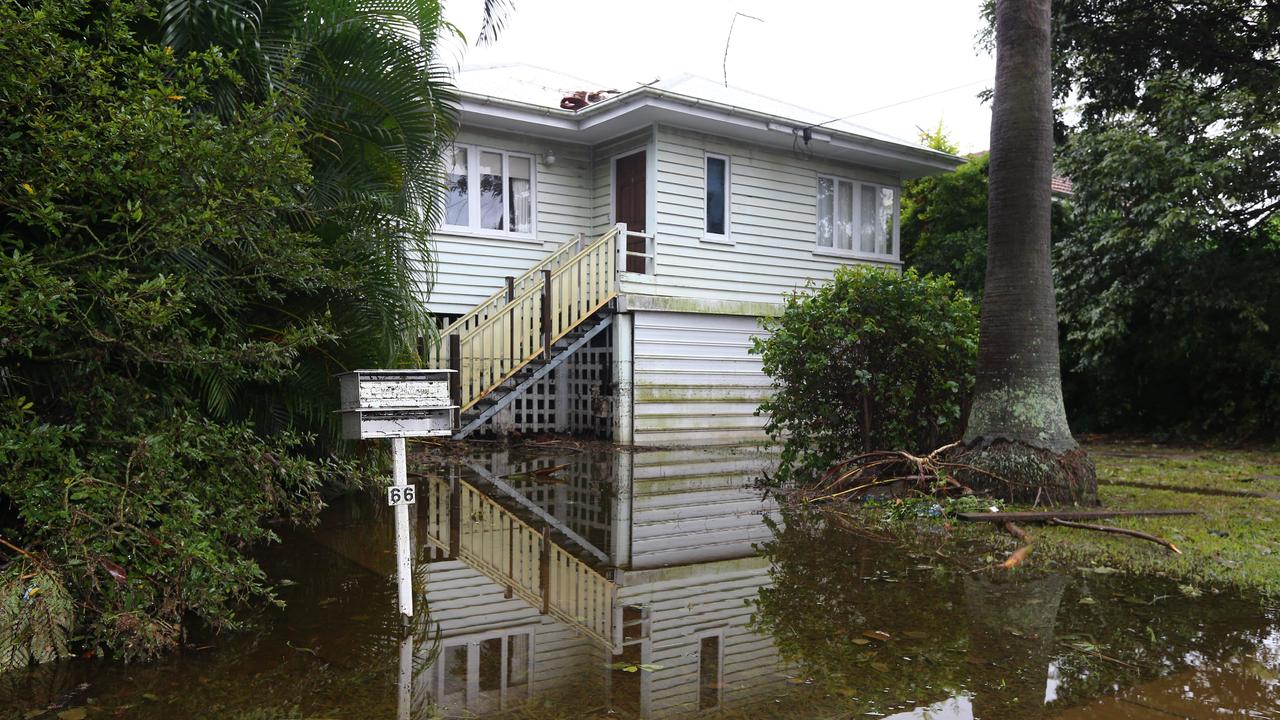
[3,444,1278,719]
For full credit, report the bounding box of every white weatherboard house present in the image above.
[427,66,962,444]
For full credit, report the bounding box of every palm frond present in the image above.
[476,0,513,45]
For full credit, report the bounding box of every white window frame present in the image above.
[702,152,732,244]
[442,144,538,242]
[430,627,536,712]
[696,631,725,711]
[813,173,901,262]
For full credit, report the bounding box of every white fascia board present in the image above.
[459,89,964,176]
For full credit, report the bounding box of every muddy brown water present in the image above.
[3,445,1278,719]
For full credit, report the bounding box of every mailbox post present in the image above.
[337,369,456,620]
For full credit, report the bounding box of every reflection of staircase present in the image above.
[422,473,621,651]
[430,226,632,439]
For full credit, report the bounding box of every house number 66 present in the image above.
[387,485,417,507]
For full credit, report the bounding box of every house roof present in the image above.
[455,64,963,179]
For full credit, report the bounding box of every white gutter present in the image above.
[459,86,964,172]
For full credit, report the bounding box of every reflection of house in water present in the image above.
[414,446,786,718]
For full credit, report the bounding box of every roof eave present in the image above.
[458,88,964,177]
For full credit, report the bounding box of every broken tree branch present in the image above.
[1047,518,1182,555]
[957,509,1197,523]
[999,521,1034,569]
[1002,521,1031,544]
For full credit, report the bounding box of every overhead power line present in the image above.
[808,78,989,130]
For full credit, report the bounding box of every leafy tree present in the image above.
[753,267,978,485]
[0,0,376,662]
[1050,0,1280,437]
[900,140,1075,305]
[961,0,1097,505]
[901,151,990,300]
[154,0,459,442]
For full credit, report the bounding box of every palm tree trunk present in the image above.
[963,0,1097,505]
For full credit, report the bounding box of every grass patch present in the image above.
[837,439,1280,596]
[1021,439,1280,596]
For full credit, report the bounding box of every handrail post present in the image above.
[539,523,551,615]
[448,476,461,560]
[448,333,462,423]
[505,276,516,370]
[540,269,553,360]
[505,521,515,599]
[614,222,627,277]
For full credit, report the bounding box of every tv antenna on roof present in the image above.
[723,11,764,87]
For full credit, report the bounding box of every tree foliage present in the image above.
[151,0,458,444]
[901,145,1075,305]
[0,0,425,663]
[1050,0,1280,436]
[752,267,978,485]
[901,151,991,300]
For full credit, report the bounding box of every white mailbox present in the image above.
[337,369,456,440]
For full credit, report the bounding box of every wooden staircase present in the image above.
[430,224,643,439]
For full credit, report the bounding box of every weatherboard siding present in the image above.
[616,123,902,306]
[631,311,773,447]
[627,447,777,570]
[421,560,602,694]
[616,558,789,718]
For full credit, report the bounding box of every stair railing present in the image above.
[450,226,621,411]
[435,232,591,345]
[423,473,618,650]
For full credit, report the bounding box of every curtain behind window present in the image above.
[508,156,532,234]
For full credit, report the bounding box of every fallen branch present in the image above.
[1047,518,1182,555]
[999,522,1034,569]
[1001,543,1034,569]
[501,463,570,483]
[0,535,35,560]
[957,509,1197,523]
[1002,521,1031,544]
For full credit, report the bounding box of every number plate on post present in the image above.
[387,484,417,507]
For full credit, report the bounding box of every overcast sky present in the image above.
[441,0,996,153]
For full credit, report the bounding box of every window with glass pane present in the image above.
[443,644,467,700]
[477,637,502,693]
[508,156,532,234]
[478,151,505,230]
[507,634,529,698]
[837,180,855,250]
[699,636,721,710]
[816,175,899,258]
[859,184,878,253]
[880,187,896,255]
[706,156,726,236]
[445,147,469,226]
[817,177,834,247]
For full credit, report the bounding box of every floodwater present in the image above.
[3,444,1279,719]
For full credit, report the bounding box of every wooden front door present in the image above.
[614,151,647,273]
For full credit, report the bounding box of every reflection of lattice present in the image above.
[504,454,614,552]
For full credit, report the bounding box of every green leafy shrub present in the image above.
[752,266,978,485]
[0,0,375,662]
